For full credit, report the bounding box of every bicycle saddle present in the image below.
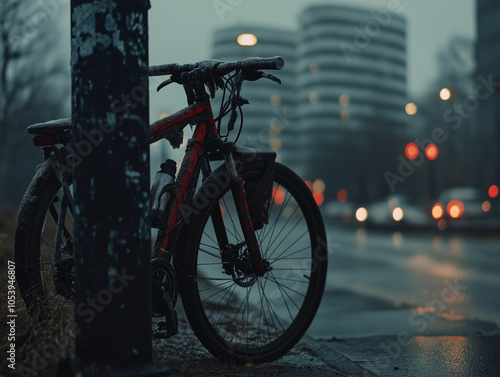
[27,118,72,135]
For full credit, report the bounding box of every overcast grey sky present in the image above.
[148,0,475,100]
[57,0,474,118]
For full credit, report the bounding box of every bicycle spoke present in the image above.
[199,247,222,259]
[188,163,326,362]
[268,229,309,263]
[222,196,243,241]
[265,206,302,257]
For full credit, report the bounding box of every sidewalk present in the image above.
[323,335,500,377]
[153,313,500,377]
[152,315,377,377]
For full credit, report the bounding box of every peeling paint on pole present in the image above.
[70,0,167,375]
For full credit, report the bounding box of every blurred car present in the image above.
[355,194,430,228]
[431,187,497,229]
[324,200,355,223]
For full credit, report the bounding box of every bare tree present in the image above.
[0,0,69,205]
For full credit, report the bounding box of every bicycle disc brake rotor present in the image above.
[222,243,258,287]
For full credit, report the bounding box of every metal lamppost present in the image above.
[67,1,173,375]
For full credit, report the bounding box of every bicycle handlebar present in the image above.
[148,56,284,77]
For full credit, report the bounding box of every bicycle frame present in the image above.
[148,94,267,275]
[149,96,217,258]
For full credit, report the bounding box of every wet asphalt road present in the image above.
[308,222,500,376]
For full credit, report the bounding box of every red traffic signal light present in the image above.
[405,143,419,160]
[425,144,439,160]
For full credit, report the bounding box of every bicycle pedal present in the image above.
[156,310,178,338]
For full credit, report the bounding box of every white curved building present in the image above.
[297,4,407,202]
[212,26,298,167]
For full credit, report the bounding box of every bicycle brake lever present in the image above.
[157,78,173,92]
[242,70,281,85]
[261,72,281,85]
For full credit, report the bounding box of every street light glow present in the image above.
[405,102,417,115]
[440,88,451,100]
[392,207,404,222]
[356,207,368,222]
[237,33,257,46]
[313,179,326,193]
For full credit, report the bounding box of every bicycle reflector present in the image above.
[32,131,71,146]
[33,135,57,146]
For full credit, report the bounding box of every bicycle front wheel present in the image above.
[179,161,328,364]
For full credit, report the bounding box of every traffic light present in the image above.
[405,142,419,160]
[425,144,439,160]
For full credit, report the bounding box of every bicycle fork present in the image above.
[223,153,269,277]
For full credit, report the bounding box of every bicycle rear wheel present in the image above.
[14,159,75,318]
[179,161,327,364]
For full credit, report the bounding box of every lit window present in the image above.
[309,92,319,104]
[341,109,350,121]
[237,34,257,46]
[270,124,281,135]
[270,138,282,151]
[270,94,281,107]
[339,94,350,107]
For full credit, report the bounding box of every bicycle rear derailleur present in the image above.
[151,258,178,338]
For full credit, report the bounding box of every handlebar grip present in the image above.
[149,56,284,77]
[148,63,196,77]
[214,56,284,76]
[240,56,284,70]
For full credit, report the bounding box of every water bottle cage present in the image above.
[158,183,174,201]
[151,182,175,228]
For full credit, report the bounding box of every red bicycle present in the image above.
[14,56,327,364]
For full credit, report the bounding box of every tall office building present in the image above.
[212,26,298,167]
[476,0,500,187]
[212,5,408,203]
[297,4,407,202]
